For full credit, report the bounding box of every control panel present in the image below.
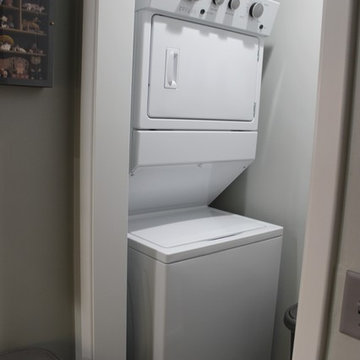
[135,0,279,37]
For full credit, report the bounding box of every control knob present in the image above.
[249,2,264,18]
[228,0,240,10]
[213,0,225,5]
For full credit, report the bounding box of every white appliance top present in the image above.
[128,206,283,263]
[136,0,280,37]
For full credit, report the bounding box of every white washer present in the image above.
[127,207,283,360]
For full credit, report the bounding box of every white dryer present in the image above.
[132,0,279,131]
[129,0,280,215]
[128,207,283,360]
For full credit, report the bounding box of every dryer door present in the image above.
[148,15,261,122]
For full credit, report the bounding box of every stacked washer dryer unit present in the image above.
[128,1,281,360]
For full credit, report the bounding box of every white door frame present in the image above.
[77,1,135,359]
[293,1,357,359]
[77,0,356,359]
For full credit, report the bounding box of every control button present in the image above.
[249,2,264,18]
[228,0,240,10]
[213,0,225,5]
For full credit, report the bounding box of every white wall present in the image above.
[213,0,323,359]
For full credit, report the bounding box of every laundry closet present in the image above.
[127,1,283,359]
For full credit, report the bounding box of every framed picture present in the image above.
[0,0,54,87]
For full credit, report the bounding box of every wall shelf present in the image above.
[22,9,48,16]
[0,5,20,10]
[1,28,47,36]
[0,0,54,87]
[0,49,46,56]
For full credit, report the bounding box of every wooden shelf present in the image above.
[22,9,48,16]
[0,49,46,56]
[0,4,47,16]
[0,5,20,11]
[0,76,48,87]
[0,27,46,36]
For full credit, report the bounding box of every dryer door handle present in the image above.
[164,48,179,89]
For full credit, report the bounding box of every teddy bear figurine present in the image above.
[0,68,8,78]
[7,14,14,28]
[1,15,8,29]
[30,55,43,80]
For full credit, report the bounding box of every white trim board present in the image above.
[77,1,135,359]
[293,0,357,359]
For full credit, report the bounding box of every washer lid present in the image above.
[130,209,264,248]
[128,207,283,263]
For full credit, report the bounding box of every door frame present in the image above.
[293,0,357,359]
[76,1,135,359]
[77,0,356,359]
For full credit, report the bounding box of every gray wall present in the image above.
[213,0,323,359]
[0,1,81,359]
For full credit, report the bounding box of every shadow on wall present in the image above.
[263,45,274,76]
